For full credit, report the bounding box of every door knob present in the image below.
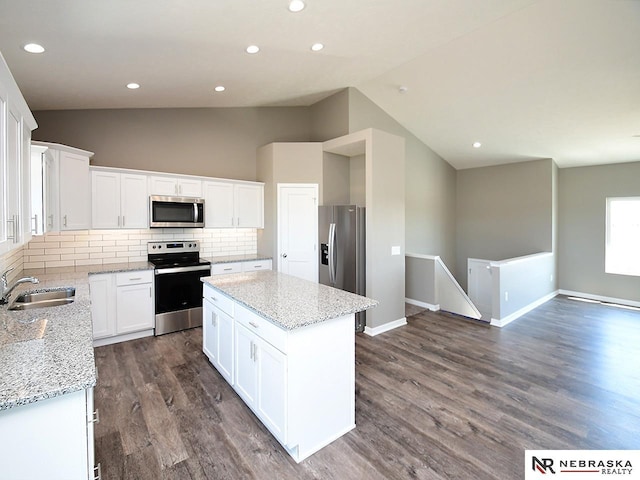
[282,253,288,258]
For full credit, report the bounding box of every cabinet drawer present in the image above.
[235,303,287,354]
[203,283,234,317]
[115,270,153,286]
[211,262,242,275]
[241,259,272,272]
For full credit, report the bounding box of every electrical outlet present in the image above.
[505,291,509,302]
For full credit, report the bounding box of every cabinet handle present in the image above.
[211,311,217,327]
[210,296,217,302]
[94,463,102,480]
[47,214,53,228]
[223,267,232,271]
[237,217,240,226]
[122,215,125,227]
[252,342,257,362]
[231,217,234,226]
[31,214,38,234]
[63,214,68,227]
[149,286,152,298]
[129,277,142,281]
[6,216,16,242]
[249,321,259,329]
[90,409,100,424]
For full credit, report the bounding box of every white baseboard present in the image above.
[490,290,559,328]
[405,297,439,311]
[558,289,640,308]
[93,328,155,347]
[364,317,407,336]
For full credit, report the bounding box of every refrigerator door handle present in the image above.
[328,223,336,284]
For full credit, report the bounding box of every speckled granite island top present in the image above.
[202,271,377,330]
[0,262,153,411]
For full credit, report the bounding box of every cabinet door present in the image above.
[202,298,218,365]
[257,339,287,443]
[89,274,116,339]
[4,106,21,248]
[59,151,90,230]
[235,184,264,228]
[91,171,120,229]
[203,181,234,227]
[178,178,202,197]
[234,323,258,407]
[116,283,154,334]
[241,259,272,272]
[120,173,148,228]
[43,150,59,232]
[0,91,6,253]
[217,306,234,384]
[149,176,177,196]
[21,122,32,244]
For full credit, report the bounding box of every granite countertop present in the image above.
[204,254,272,265]
[202,270,377,330]
[0,261,153,411]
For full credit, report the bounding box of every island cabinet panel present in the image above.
[203,296,234,384]
[0,388,96,480]
[202,280,356,463]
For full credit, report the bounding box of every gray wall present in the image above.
[33,107,311,181]
[456,159,554,290]
[346,88,457,268]
[558,161,640,302]
[309,89,349,142]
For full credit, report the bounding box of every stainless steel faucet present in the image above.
[0,268,39,305]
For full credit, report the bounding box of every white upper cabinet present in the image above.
[203,180,264,229]
[91,168,147,229]
[149,175,202,197]
[34,142,93,232]
[203,181,235,227]
[235,183,264,228]
[0,52,37,254]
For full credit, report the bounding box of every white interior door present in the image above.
[277,184,318,282]
[468,259,493,320]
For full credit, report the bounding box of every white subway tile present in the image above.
[45,247,76,255]
[61,253,90,261]
[45,260,75,268]
[75,259,104,266]
[75,247,103,254]
[28,255,58,262]
[23,261,45,269]
[102,246,128,253]
[90,240,116,247]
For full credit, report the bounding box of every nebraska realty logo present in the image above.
[525,450,640,479]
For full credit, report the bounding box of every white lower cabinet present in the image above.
[0,388,98,480]
[203,296,234,384]
[202,282,355,463]
[90,270,154,346]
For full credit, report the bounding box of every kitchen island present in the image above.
[201,270,377,462]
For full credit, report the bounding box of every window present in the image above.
[606,197,640,276]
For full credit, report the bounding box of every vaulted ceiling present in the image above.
[1,0,639,169]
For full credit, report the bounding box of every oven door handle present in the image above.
[155,265,211,275]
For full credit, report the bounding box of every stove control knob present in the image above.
[152,245,156,249]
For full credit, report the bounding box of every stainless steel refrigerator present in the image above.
[318,205,366,331]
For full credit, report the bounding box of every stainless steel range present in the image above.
[148,240,211,335]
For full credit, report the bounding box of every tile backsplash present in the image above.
[21,228,257,269]
[0,245,25,282]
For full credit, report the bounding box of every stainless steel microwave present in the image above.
[149,196,205,228]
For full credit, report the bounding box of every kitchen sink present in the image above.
[9,287,76,311]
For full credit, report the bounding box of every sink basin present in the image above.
[9,287,76,311]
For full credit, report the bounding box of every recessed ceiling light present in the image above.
[398,86,408,94]
[126,83,140,89]
[288,0,305,12]
[23,43,45,54]
[246,45,260,54]
[214,85,225,92]
[473,142,482,148]
[311,43,324,52]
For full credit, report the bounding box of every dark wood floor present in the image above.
[94,296,640,479]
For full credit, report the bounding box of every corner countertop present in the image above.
[202,271,377,330]
[203,254,272,265]
[0,261,153,411]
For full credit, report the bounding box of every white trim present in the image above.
[558,289,640,309]
[490,291,558,327]
[488,251,553,267]
[93,329,154,347]
[363,317,407,336]
[405,297,439,311]
[405,252,438,261]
